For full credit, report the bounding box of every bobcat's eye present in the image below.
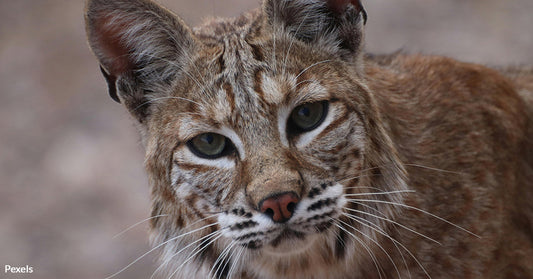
[187,133,234,159]
[288,101,329,133]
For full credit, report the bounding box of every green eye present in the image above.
[187,133,234,159]
[289,101,328,132]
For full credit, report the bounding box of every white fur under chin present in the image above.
[261,233,320,256]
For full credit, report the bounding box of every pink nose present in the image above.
[259,192,300,223]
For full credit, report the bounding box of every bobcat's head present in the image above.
[86,0,407,277]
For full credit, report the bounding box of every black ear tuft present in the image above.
[264,0,367,60]
[326,0,367,23]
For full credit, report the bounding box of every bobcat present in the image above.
[85,0,533,278]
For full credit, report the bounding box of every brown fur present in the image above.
[85,0,533,278]
[366,54,533,277]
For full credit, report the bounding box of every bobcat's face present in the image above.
[86,0,407,277]
[165,43,367,253]
[145,39,407,278]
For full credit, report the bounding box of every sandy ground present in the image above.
[0,0,531,278]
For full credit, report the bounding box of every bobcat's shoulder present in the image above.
[366,53,533,277]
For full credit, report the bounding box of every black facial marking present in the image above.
[308,187,322,199]
[213,255,232,279]
[308,182,334,199]
[231,208,253,218]
[307,198,338,212]
[250,43,264,62]
[305,210,337,223]
[218,49,226,72]
[244,240,262,249]
[231,220,258,231]
[198,236,215,263]
[236,231,265,241]
[270,230,306,248]
[335,227,349,259]
[315,221,334,232]
[372,167,382,177]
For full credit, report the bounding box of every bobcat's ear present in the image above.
[264,0,367,60]
[85,0,196,120]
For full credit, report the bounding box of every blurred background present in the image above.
[0,0,531,278]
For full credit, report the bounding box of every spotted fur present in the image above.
[85,0,533,278]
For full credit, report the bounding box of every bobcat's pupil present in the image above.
[203,134,215,144]
[188,133,229,158]
[298,106,311,117]
[290,101,328,132]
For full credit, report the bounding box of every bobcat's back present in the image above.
[503,66,533,124]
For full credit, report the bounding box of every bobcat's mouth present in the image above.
[261,228,323,255]
[270,229,306,248]
[266,217,337,252]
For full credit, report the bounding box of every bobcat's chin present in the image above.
[262,230,320,255]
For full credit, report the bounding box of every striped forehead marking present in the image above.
[218,35,263,110]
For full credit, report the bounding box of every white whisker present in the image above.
[295,59,333,79]
[168,231,226,279]
[342,185,387,192]
[105,221,219,279]
[217,242,240,279]
[343,212,427,279]
[361,215,413,279]
[333,221,384,279]
[113,214,169,239]
[346,200,388,218]
[344,190,415,197]
[336,166,384,183]
[152,229,222,279]
[344,206,440,245]
[348,199,481,238]
[227,245,245,279]
[282,11,310,76]
[149,215,223,279]
[209,240,236,279]
[339,215,401,279]
[404,163,464,175]
[294,79,317,88]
